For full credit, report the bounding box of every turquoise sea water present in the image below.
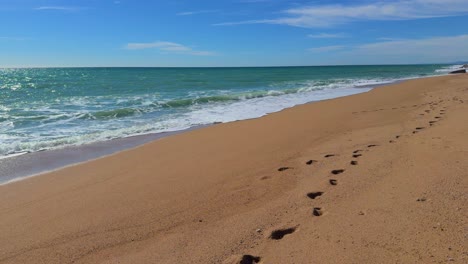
[0,64,460,157]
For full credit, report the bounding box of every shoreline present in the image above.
[0,125,207,185]
[0,74,444,185]
[0,74,466,263]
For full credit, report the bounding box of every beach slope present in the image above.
[0,75,467,263]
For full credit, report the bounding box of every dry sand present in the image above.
[0,75,467,264]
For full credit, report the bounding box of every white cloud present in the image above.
[125,41,216,56]
[308,33,346,39]
[35,6,82,11]
[216,0,468,28]
[319,34,468,64]
[177,10,218,16]
[355,34,468,57]
[0,37,26,41]
[308,45,345,52]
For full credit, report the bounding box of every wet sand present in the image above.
[0,126,205,184]
[0,74,467,263]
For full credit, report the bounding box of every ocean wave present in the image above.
[0,67,450,157]
[434,64,463,73]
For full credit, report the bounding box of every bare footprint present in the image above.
[240,255,261,264]
[278,167,290,172]
[331,169,345,175]
[306,160,317,165]
[324,154,336,158]
[313,207,323,216]
[353,154,362,158]
[367,144,378,148]
[307,192,324,199]
[350,160,358,165]
[329,179,337,185]
[270,227,296,240]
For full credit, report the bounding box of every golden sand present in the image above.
[1,75,467,263]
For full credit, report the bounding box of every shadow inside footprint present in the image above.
[329,179,337,185]
[306,160,317,165]
[331,169,345,175]
[240,255,261,264]
[278,167,290,172]
[313,207,323,216]
[307,192,324,199]
[270,227,296,240]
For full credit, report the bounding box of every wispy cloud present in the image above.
[125,41,216,56]
[177,10,218,16]
[35,6,83,11]
[354,34,468,57]
[308,33,347,39]
[0,37,27,41]
[308,45,345,52]
[311,34,468,64]
[216,0,468,28]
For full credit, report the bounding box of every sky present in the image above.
[1,0,468,67]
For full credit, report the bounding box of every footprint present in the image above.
[389,140,395,143]
[331,169,345,175]
[260,176,271,180]
[367,144,378,148]
[313,207,323,216]
[278,167,290,172]
[329,179,337,185]
[350,160,358,165]
[270,227,296,240]
[395,135,400,139]
[306,160,317,165]
[353,150,362,154]
[324,154,336,158]
[412,131,418,134]
[240,255,261,264]
[352,154,362,158]
[415,127,425,130]
[307,192,324,199]
[434,116,441,119]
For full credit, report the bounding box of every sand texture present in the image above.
[0,75,467,263]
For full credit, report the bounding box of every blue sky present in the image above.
[1,0,468,67]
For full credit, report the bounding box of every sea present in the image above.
[0,64,460,163]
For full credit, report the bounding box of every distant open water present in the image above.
[0,64,460,158]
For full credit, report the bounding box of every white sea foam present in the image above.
[0,67,455,157]
[435,65,463,73]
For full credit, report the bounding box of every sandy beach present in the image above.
[0,74,467,263]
